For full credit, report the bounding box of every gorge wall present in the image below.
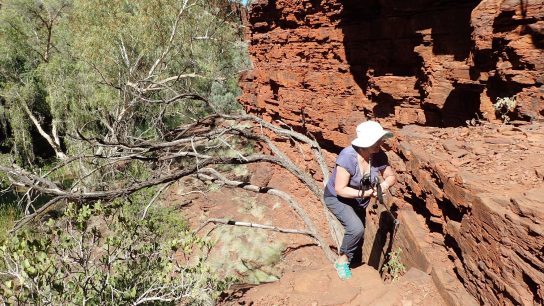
[239,0,544,305]
[239,0,544,149]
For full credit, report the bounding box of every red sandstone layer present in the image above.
[239,0,544,305]
[239,0,543,143]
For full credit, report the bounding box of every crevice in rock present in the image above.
[404,191,428,214]
[437,198,464,223]
[421,105,443,127]
[444,233,469,287]
[442,86,483,127]
[404,190,443,233]
[486,74,533,121]
[469,49,495,79]
[427,217,444,233]
[523,271,543,305]
[371,94,396,118]
[270,80,280,101]
[491,37,536,70]
[444,234,464,263]
[311,131,343,154]
[428,168,444,190]
[492,10,539,34]
[270,112,282,122]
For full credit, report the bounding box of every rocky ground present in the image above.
[222,265,445,306]
[164,121,543,305]
[173,181,447,306]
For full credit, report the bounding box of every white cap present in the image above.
[351,121,393,148]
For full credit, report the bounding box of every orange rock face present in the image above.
[395,123,544,306]
[238,0,544,305]
[239,0,543,144]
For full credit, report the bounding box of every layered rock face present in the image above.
[239,0,544,305]
[393,124,544,305]
[239,0,543,143]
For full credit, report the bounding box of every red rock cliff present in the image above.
[239,0,544,305]
[239,0,543,149]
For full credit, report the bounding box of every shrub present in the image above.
[381,247,406,282]
[493,96,517,123]
[0,201,233,305]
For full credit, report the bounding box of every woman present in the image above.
[324,120,396,280]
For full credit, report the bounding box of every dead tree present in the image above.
[1,104,344,264]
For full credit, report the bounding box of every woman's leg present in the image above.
[324,196,365,263]
[350,206,366,266]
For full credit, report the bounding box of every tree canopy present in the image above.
[0,0,248,164]
[0,0,254,303]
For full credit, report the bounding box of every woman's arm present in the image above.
[380,166,396,191]
[335,166,375,199]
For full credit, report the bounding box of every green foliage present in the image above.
[210,226,284,285]
[0,201,233,305]
[493,95,517,123]
[0,0,249,164]
[0,169,22,243]
[381,247,406,282]
[0,1,249,303]
[207,191,283,283]
[0,197,21,243]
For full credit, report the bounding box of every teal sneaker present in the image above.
[334,262,352,280]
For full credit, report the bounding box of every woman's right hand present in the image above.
[362,187,378,198]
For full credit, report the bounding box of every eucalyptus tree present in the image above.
[0,0,247,165]
[0,1,253,303]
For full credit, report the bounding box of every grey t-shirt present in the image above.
[325,146,388,207]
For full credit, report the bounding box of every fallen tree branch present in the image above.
[11,196,66,233]
[228,128,323,198]
[226,127,343,250]
[196,218,314,238]
[220,113,330,183]
[195,168,336,262]
[171,112,343,249]
[2,152,327,232]
[141,182,174,220]
[3,111,345,258]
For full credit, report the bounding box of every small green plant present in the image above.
[209,225,284,285]
[493,96,517,123]
[237,196,265,220]
[381,247,406,282]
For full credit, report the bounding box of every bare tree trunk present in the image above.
[21,102,67,160]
